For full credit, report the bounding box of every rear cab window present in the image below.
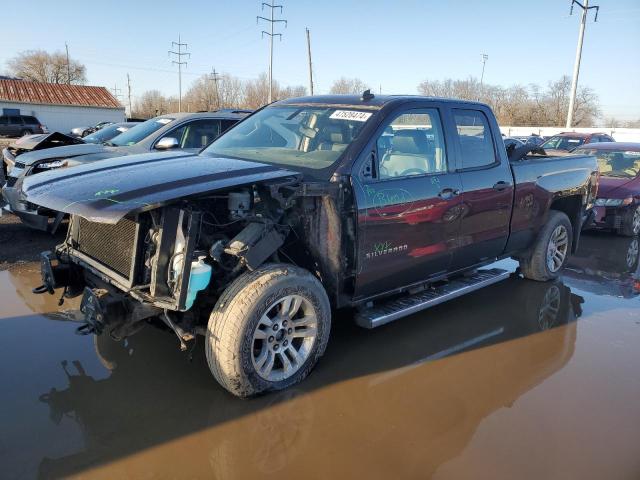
[453,109,497,169]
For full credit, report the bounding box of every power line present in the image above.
[110,84,122,99]
[566,0,600,128]
[257,2,287,103]
[169,34,190,112]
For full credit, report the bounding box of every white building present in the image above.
[0,79,125,134]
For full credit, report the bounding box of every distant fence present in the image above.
[499,126,640,143]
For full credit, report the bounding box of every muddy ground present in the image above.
[0,217,639,480]
[0,214,64,269]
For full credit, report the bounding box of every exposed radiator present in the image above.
[76,217,137,278]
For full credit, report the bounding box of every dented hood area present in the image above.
[8,132,84,155]
[21,151,301,223]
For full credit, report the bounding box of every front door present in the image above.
[353,107,463,299]
[449,108,513,270]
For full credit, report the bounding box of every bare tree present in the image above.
[242,73,306,109]
[329,77,370,95]
[417,75,601,126]
[132,90,172,118]
[7,50,87,84]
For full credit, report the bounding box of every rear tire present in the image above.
[619,205,640,237]
[20,129,32,137]
[520,211,573,282]
[205,264,331,398]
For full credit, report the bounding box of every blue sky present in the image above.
[3,0,639,120]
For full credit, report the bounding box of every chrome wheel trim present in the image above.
[538,285,561,330]
[546,225,569,273]
[632,207,640,235]
[251,294,318,382]
[626,238,639,269]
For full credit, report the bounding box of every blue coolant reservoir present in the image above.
[185,257,212,309]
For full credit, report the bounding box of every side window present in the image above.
[174,119,222,149]
[0,116,8,125]
[8,116,23,125]
[453,109,497,169]
[220,120,237,134]
[375,109,447,179]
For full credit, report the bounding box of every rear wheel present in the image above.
[619,205,640,237]
[519,211,573,282]
[20,129,32,137]
[205,264,331,397]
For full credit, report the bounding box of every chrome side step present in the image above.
[355,268,510,329]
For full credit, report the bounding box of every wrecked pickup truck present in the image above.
[23,93,599,397]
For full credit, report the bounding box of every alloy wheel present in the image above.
[546,225,569,273]
[251,295,318,382]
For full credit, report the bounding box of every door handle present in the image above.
[493,181,511,191]
[438,188,460,199]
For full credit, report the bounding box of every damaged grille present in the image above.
[76,217,137,278]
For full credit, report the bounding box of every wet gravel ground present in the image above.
[0,217,639,480]
[0,214,64,270]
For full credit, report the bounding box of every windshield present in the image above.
[204,105,375,171]
[110,117,174,146]
[542,135,585,151]
[83,124,130,144]
[574,148,640,178]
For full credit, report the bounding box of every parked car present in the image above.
[82,122,140,144]
[0,114,47,137]
[1,132,83,178]
[70,121,114,138]
[541,132,615,155]
[564,233,640,298]
[573,142,640,236]
[25,94,598,397]
[1,110,250,231]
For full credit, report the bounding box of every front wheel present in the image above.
[205,264,331,397]
[519,211,573,282]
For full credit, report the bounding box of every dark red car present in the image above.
[542,132,615,155]
[574,142,640,236]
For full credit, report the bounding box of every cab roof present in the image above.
[276,94,488,109]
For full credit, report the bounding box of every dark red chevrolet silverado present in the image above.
[22,93,598,397]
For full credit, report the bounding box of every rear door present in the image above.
[353,105,463,299]
[449,108,514,271]
[8,116,23,136]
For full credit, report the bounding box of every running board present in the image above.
[355,268,510,329]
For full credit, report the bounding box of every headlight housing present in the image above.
[594,197,633,207]
[37,159,67,169]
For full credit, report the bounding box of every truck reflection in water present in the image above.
[564,233,640,298]
[33,273,582,479]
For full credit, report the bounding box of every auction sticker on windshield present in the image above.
[329,110,372,122]
[157,118,172,124]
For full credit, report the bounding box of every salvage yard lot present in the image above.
[0,217,639,479]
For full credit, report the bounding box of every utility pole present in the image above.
[169,34,190,112]
[65,42,71,85]
[306,28,314,95]
[126,73,133,118]
[209,68,221,110]
[479,53,489,87]
[257,3,287,103]
[111,84,122,100]
[566,0,599,128]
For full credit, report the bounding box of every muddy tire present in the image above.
[205,264,331,398]
[618,205,640,237]
[520,211,573,282]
